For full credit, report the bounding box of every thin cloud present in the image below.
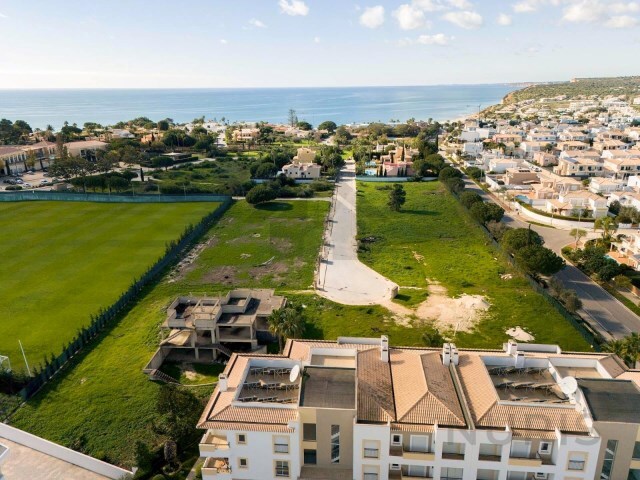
[249,18,267,28]
[219,39,228,44]
[359,5,385,28]
[442,10,483,28]
[417,33,452,44]
[279,0,309,16]
[497,13,513,25]
[0,12,7,18]
[605,14,638,27]
[393,3,426,30]
[314,36,321,43]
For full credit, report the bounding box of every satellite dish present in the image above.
[289,365,300,383]
[559,376,578,395]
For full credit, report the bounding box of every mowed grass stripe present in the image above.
[0,201,220,370]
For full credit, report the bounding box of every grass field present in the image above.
[356,181,591,351]
[10,200,329,467]
[0,201,220,372]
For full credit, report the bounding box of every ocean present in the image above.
[0,84,517,129]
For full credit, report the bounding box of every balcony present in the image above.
[389,472,434,480]
[478,454,501,462]
[441,452,465,461]
[199,432,230,456]
[389,445,435,461]
[201,457,231,480]
[508,453,542,467]
[363,448,379,459]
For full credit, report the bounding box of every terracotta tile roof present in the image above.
[199,422,294,432]
[456,353,588,433]
[510,429,558,439]
[357,349,395,423]
[390,349,465,428]
[391,423,435,433]
[211,405,298,424]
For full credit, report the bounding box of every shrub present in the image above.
[438,166,462,181]
[245,184,278,205]
[459,191,482,209]
[501,228,544,254]
[514,245,565,276]
[5,185,23,191]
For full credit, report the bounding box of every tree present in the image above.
[514,245,565,276]
[444,177,465,194]
[318,121,337,133]
[154,385,202,449]
[268,305,305,352]
[466,166,483,180]
[288,109,298,127]
[459,191,483,209]
[486,220,510,241]
[297,121,312,131]
[334,126,351,145]
[245,184,278,205]
[501,228,544,254]
[594,216,617,245]
[570,228,587,248]
[603,333,640,367]
[438,166,462,181]
[152,156,174,171]
[387,184,407,212]
[157,120,170,131]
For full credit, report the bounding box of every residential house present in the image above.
[593,139,630,153]
[557,130,589,142]
[476,126,496,139]
[520,141,548,157]
[589,177,625,195]
[488,158,519,174]
[462,142,483,157]
[460,129,481,143]
[556,141,589,152]
[197,337,640,480]
[603,157,640,179]
[233,128,260,143]
[553,156,604,177]
[503,168,539,186]
[63,140,108,161]
[526,129,557,143]
[282,148,322,180]
[492,133,522,144]
[532,151,557,167]
[545,191,608,218]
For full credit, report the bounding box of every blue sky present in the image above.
[0,0,638,88]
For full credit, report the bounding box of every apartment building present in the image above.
[233,128,260,143]
[553,157,604,178]
[603,158,640,180]
[197,337,640,480]
[63,140,108,161]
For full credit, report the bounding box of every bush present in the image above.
[438,166,463,181]
[245,184,278,205]
[501,228,544,254]
[444,177,465,194]
[486,220,510,241]
[466,166,483,179]
[514,245,565,276]
[5,185,23,191]
[459,191,482,209]
[470,201,504,225]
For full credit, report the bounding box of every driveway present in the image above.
[463,178,640,340]
[315,162,398,305]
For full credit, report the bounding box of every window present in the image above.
[331,425,340,463]
[275,460,290,477]
[238,458,248,469]
[600,440,617,479]
[568,452,586,471]
[391,434,402,446]
[440,467,463,480]
[363,440,379,459]
[363,465,378,480]
[633,441,640,460]
[304,449,317,465]
[479,443,501,460]
[510,440,530,459]
[274,435,289,454]
[236,433,247,445]
[538,441,552,455]
[303,423,316,441]
[409,435,429,453]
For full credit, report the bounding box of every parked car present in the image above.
[39,179,50,185]
[22,183,32,188]
[15,179,23,184]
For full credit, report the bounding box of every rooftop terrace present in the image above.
[488,366,570,404]
[300,367,356,409]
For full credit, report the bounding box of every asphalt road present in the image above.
[463,177,640,340]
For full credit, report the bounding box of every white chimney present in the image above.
[450,344,459,366]
[442,343,452,366]
[506,340,518,356]
[515,352,525,369]
[218,373,228,392]
[380,335,389,363]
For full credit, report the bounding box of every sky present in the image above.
[0,0,639,89]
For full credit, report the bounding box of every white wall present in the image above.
[207,428,300,480]
[0,423,132,479]
[517,204,595,230]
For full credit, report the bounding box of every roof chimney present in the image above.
[506,340,518,356]
[442,343,452,366]
[380,335,389,363]
[218,373,228,392]
[450,344,459,366]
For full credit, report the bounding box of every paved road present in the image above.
[463,178,640,340]
[315,162,398,305]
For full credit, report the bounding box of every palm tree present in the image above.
[267,306,305,353]
[603,333,640,367]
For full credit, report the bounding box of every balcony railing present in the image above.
[199,433,230,456]
[363,474,379,480]
[441,452,465,460]
[364,448,379,458]
[201,457,231,478]
[478,454,501,462]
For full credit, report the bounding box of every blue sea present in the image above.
[0,84,517,129]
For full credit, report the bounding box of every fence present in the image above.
[17,196,233,400]
[446,181,604,348]
[0,190,229,203]
[0,423,132,479]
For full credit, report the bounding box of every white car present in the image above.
[23,183,32,188]
[39,179,50,185]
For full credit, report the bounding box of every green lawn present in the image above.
[10,199,328,467]
[356,181,591,351]
[0,201,219,372]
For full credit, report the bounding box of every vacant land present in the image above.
[0,200,219,371]
[10,200,328,467]
[152,157,252,193]
[357,181,591,351]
